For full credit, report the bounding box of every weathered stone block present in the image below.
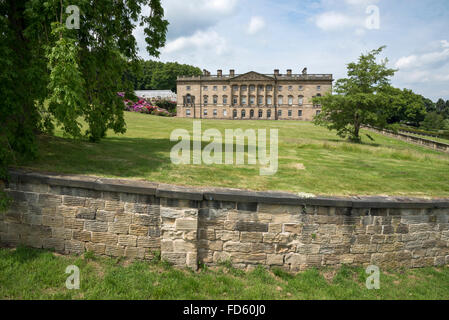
[73,230,91,242]
[215,230,239,241]
[42,215,64,228]
[65,240,84,254]
[91,232,118,245]
[235,221,268,232]
[162,252,186,266]
[85,242,106,255]
[137,236,160,248]
[105,245,125,257]
[173,239,196,252]
[240,231,263,243]
[43,238,65,251]
[223,241,251,253]
[62,196,85,207]
[76,208,96,220]
[84,221,108,232]
[175,218,197,231]
[230,252,266,264]
[118,235,137,247]
[129,224,149,236]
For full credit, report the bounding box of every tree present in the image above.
[0,1,168,199]
[436,98,446,115]
[125,60,202,92]
[385,87,427,126]
[313,46,397,142]
[420,112,445,131]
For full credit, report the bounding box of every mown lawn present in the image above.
[16,112,449,197]
[1,247,448,300]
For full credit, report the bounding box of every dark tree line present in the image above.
[125,60,202,93]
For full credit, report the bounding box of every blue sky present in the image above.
[134,0,449,101]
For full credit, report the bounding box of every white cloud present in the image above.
[247,16,265,35]
[344,0,380,6]
[162,30,228,55]
[395,40,449,70]
[161,0,238,38]
[314,11,361,31]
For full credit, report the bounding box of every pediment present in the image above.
[231,71,273,81]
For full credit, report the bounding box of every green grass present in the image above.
[16,112,449,197]
[1,247,449,300]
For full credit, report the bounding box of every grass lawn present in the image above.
[1,247,448,300]
[16,112,449,197]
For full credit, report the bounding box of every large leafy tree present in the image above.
[314,46,397,142]
[385,88,427,126]
[0,0,168,184]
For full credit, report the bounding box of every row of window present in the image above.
[186,85,321,92]
[194,95,321,106]
[185,109,321,117]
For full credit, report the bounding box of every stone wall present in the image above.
[366,127,449,153]
[1,170,449,271]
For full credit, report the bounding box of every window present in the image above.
[241,110,246,118]
[316,93,321,97]
[298,110,303,117]
[250,96,255,105]
[213,95,218,105]
[298,95,304,105]
[288,85,293,91]
[241,85,247,91]
[223,95,228,105]
[267,85,273,91]
[267,96,272,105]
[298,85,303,91]
[250,85,255,92]
[186,86,191,91]
[203,95,208,105]
[288,96,293,105]
[241,96,247,105]
[258,96,263,105]
[278,96,283,105]
[233,109,237,118]
[186,94,192,104]
[213,109,217,116]
[223,110,227,117]
[278,110,282,117]
[203,86,208,91]
[258,85,264,91]
[233,96,238,105]
[250,109,254,118]
[316,110,321,115]
[278,86,283,91]
[233,85,239,91]
[186,109,191,116]
[223,86,227,91]
[204,109,208,116]
[258,110,263,118]
[213,86,217,91]
[317,85,321,91]
[267,109,271,118]
[288,110,292,117]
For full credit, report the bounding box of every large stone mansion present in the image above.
[176,68,333,120]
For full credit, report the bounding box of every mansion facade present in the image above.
[176,69,333,120]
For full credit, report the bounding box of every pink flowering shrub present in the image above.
[119,93,175,117]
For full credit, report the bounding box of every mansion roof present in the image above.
[177,71,333,82]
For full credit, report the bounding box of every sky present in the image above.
[133,0,449,101]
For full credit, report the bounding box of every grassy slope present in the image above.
[17,112,449,197]
[1,247,448,300]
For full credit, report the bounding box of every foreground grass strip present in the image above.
[1,247,449,300]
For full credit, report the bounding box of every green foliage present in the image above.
[420,112,446,131]
[385,87,427,126]
[126,60,202,92]
[0,0,168,203]
[314,46,397,142]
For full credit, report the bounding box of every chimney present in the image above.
[217,69,222,77]
[274,69,280,76]
[287,69,292,76]
[203,69,208,76]
[230,69,235,77]
[302,67,307,75]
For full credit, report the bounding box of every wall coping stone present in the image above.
[6,169,449,209]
